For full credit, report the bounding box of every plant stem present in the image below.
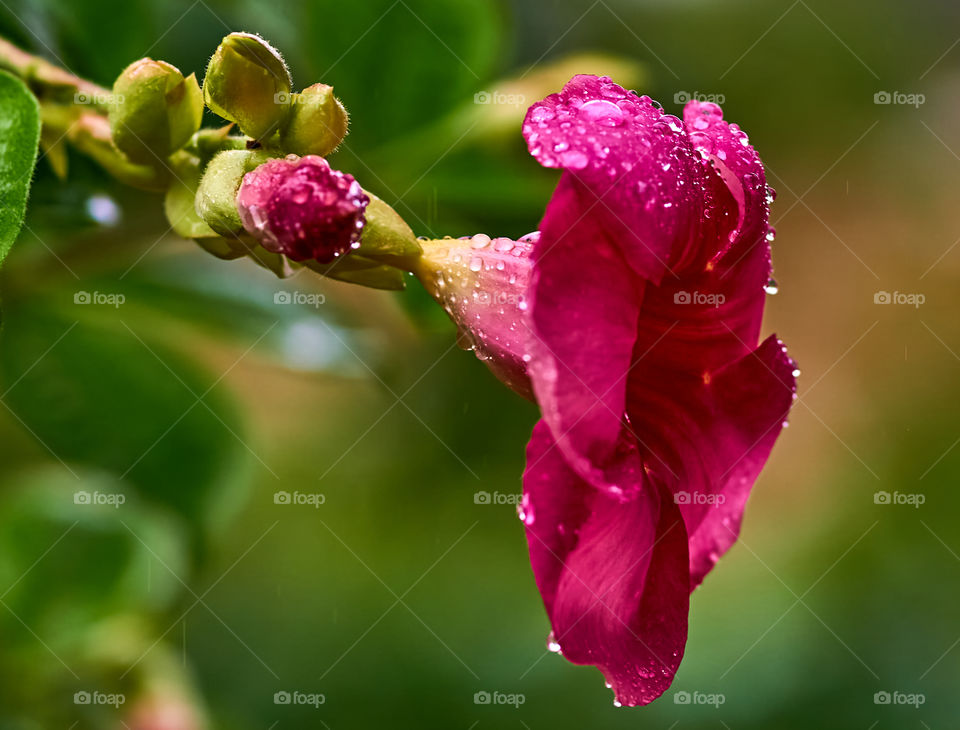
[0,37,111,111]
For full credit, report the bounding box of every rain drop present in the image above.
[547,632,562,653]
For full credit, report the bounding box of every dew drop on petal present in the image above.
[546,632,562,653]
[559,150,589,169]
[579,99,625,126]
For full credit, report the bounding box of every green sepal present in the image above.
[355,193,422,264]
[164,152,217,239]
[319,263,407,290]
[194,148,273,236]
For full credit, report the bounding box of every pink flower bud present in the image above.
[236,154,369,262]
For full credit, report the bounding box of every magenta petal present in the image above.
[523,420,689,706]
[683,100,770,265]
[523,75,703,283]
[625,336,797,588]
[527,173,644,492]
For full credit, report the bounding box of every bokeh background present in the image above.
[0,0,958,727]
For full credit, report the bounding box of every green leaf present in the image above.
[0,70,40,267]
[0,302,251,535]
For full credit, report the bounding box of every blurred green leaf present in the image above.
[0,69,40,268]
[0,300,250,533]
[288,0,502,148]
[0,466,188,716]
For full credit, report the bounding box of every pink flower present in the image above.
[236,155,369,262]
[418,75,796,705]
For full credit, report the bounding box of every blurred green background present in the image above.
[1,0,958,727]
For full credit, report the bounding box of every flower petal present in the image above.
[625,336,797,588]
[523,75,704,283]
[523,420,689,706]
[527,173,645,492]
[683,100,770,266]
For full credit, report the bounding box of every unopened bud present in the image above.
[236,155,369,262]
[203,32,292,141]
[109,59,203,164]
[279,83,348,157]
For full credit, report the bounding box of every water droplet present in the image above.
[517,493,535,526]
[547,632,562,653]
[559,150,589,169]
[764,278,779,295]
[579,99,624,126]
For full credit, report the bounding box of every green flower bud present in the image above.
[194,149,271,236]
[109,58,203,164]
[203,33,292,141]
[279,84,348,157]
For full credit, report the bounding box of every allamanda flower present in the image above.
[416,74,797,706]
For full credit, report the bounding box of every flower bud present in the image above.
[279,83,349,156]
[236,155,369,262]
[414,233,538,398]
[109,58,203,164]
[203,32,292,141]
